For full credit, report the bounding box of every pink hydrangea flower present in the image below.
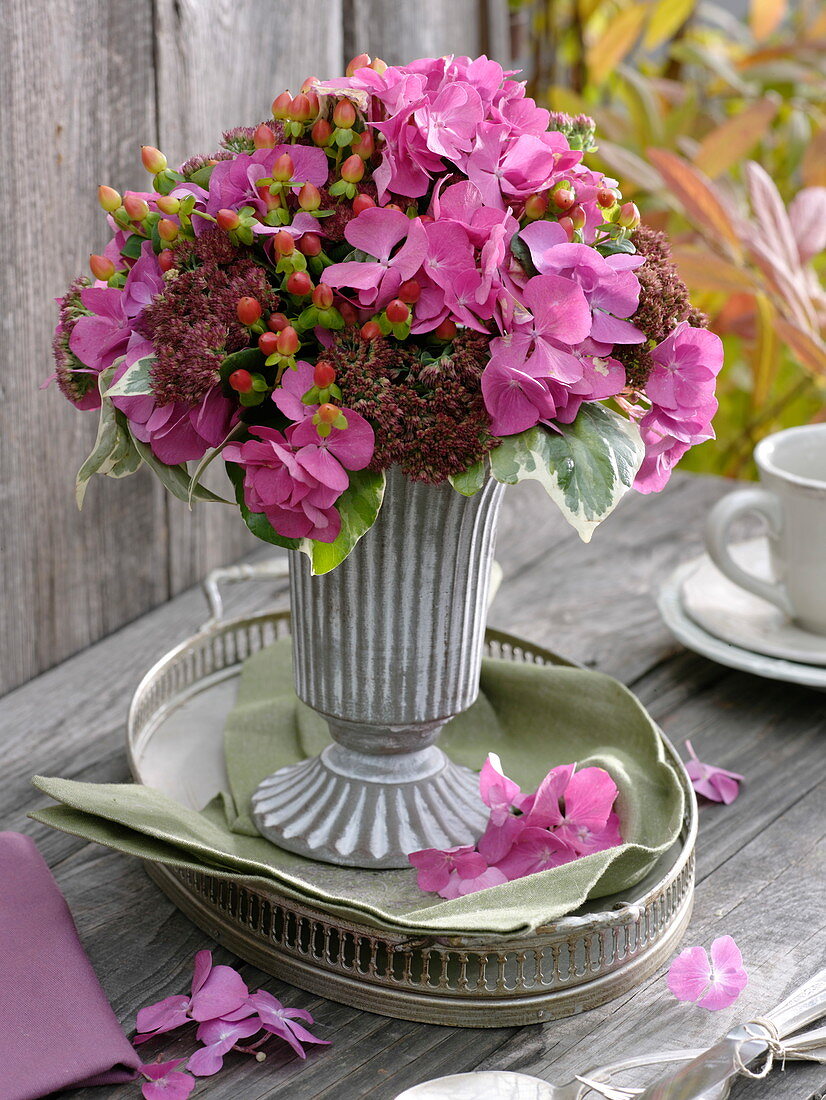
[684,741,744,804]
[287,408,375,470]
[272,360,317,422]
[495,827,577,879]
[667,936,748,1011]
[248,991,331,1060]
[439,865,509,898]
[111,337,237,466]
[205,146,327,220]
[321,207,428,309]
[408,844,488,895]
[224,426,348,542]
[139,1059,195,1100]
[187,1016,263,1077]
[135,950,249,1043]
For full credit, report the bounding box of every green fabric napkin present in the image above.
[32,639,684,937]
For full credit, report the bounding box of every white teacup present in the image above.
[705,424,826,636]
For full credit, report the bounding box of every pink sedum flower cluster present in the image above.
[409,753,622,899]
[51,50,722,554]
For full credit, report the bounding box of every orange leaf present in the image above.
[775,317,826,378]
[671,248,754,294]
[803,129,826,188]
[586,3,648,86]
[645,148,742,256]
[750,0,787,41]
[694,98,779,178]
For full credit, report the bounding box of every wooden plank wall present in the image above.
[0,0,510,696]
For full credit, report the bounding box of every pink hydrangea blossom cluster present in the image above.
[134,949,328,1098]
[51,51,722,552]
[409,753,622,898]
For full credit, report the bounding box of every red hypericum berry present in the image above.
[229,369,254,393]
[386,298,409,324]
[217,208,241,231]
[298,233,322,257]
[569,204,586,231]
[300,75,318,93]
[158,249,175,273]
[419,213,434,225]
[360,320,382,340]
[332,99,357,128]
[276,326,300,355]
[384,203,403,213]
[338,301,358,326]
[558,216,575,241]
[311,119,332,146]
[352,193,376,215]
[258,331,279,356]
[524,192,548,220]
[314,360,336,387]
[97,184,121,212]
[272,153,294,182]
[236,296,262,325]
[551,187,575,212]
[434,319,457,341]
[317,402,340,424]
[89,253,115,280]
[298,182,321,211]
[346,53,371,77]
[253,123,276,149]
[340,155,364,183]
[304,89,320,116]
[352,130,375,159]
[267,312,289,332]
[290,93,312,122]
[398,279,421,304]
[370,57,387,74]
[274,229,294,255]
[286,270,312,296]
[155,194,180,215]
[157,218,179,242]
[140,145,167,174]
[312,284,334,309]
[257,185,282,212]
[123,194,150,221]
[618,202,640,228]
[597,186,616,208]
[272,91,292,119]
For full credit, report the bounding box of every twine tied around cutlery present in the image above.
[734,1018,785,1079]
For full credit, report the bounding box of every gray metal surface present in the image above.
[128,607,697,1028]
[252,468,505,866]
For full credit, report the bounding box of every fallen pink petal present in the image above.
[684,741,744,804]
[667,935,748,1011]
[139,1059,196,1100]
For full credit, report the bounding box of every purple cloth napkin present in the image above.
[0,832,141,1099]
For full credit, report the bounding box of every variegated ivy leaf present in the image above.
[105,354,156,397]
[75,367,142,507]
[490,404,644,542]
[449,460,487,497]
[131,435,232,504]
[304,468,386,575]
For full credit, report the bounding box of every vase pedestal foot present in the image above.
[251,743,488,869]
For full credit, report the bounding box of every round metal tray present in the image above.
[127,604,696,1027]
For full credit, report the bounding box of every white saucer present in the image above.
[657,555,826,691]
[680,538,826,667]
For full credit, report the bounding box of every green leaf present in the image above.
[131,435,232,504]
[598,237,637,256]
[187,422,245,508]
[188,164,215,188]
[489,404,644,542]
[105,354,156,397]
[226,462,301,550]
[120,234,144,260]
[75,367,142,507]
[308,468,386,575]
[449,460,486,497]
[510,233,539,277]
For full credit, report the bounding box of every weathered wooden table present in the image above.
[3,474,824,1099]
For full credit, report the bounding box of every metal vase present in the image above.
[251,466,506,868]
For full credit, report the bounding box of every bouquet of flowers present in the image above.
[50,53,722,573]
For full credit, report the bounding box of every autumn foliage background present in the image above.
[512,0,826,477]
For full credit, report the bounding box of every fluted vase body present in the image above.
[251,466,505,868]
